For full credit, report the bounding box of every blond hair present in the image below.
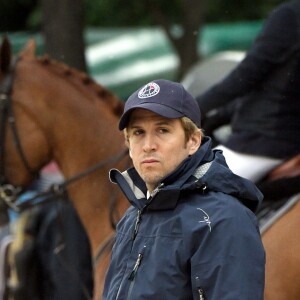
[180,117,203,143]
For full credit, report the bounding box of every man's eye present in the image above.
[133,129,143,135]
[159,128,169,133]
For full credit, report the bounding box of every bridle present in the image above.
[0,56,38,211]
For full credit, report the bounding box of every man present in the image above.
[196,0,300,182]
[102,79,265,299]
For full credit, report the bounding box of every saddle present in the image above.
[257,153,300,202]
[256,154,300,232]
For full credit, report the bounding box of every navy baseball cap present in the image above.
[119,79,201,130]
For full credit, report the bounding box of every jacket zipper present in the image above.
[126,185,163,298]
[126,253,143,300]
[128,253,143,280]
[116,252,143,300]
[131,183,164,240]
[132,210,142,240]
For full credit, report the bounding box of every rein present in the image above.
[15,148,128,213]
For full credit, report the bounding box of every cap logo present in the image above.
[138,82,160,99]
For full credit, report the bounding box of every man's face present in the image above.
[126,109,200,192]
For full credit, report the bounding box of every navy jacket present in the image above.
[102,138,265,300]
[196,1,300,159]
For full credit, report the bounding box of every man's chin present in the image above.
[141,174,162,188]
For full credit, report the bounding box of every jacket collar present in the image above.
[109,137,263,212]
[109,137,213,210]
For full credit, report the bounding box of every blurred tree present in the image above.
[40,0,87,71]
[205,0,286,22]
[0,0,37,31]
[145,0,204,80]
[84,0,284,27]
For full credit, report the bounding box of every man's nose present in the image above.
[142,134,157,152]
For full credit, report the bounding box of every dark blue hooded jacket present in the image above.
[103,137,265,300]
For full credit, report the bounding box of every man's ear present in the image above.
[188,131,201,155]
[125,138,132,158]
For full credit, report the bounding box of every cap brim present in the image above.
[119,103,184,130]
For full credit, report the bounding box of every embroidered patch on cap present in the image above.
[138,82,160,99]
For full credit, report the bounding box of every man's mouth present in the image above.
[142,158,159,164]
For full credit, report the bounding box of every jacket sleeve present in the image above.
[196,4,298,114]
[189,203,265,300]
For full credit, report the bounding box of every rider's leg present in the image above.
[215,145,283,182]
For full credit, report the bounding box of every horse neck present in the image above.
[15,57,128,252]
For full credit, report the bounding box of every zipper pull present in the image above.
[195,277,205,300]
[128,253,143,281]
[132,210,142,240]
[197,288,205,300]
[198,288,205,300]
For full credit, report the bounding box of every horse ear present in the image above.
[0,35,12,73]
[19,38,36,59]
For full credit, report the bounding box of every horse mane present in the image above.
[38,55,124,117]
[14,38,124,117]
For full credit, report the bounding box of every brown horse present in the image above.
[0,37,129,299]
[1,36,300,299]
